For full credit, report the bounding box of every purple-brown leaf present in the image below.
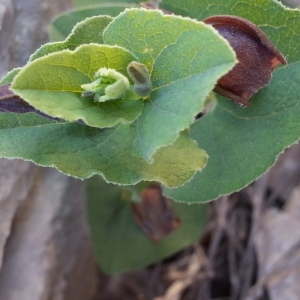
[0,84,57,119]
[203,15,287,107]
[131,185,181,243]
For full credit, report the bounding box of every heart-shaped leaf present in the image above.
[103,9,236,161]
[162,0,300,202]
[165,63,300,201]
[11,44,143,128]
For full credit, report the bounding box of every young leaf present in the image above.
[103,9,236,162]
[86,176,207,274]
[49,4,137,41]
[164,62,300,202]
[0,115,207,187]
[11,44,143,128]
[30,15,113,61]
[72,0,140,8]
[0,68,21,85]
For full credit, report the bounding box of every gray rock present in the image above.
[0,0,98,299]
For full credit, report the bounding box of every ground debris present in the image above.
[97,144,300,300]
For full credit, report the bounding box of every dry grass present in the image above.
[97,143,300,300]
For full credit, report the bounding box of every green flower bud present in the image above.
[81,68,130,102]
[127,61,152,97]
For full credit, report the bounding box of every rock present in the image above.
[0,0,98,299]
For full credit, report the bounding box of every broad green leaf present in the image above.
[11,44,143,128]
[0,115,207,187]
[30,16,113,61]
[104,9,236,161]
[49,4,137,41]
[86,176,207,274]
[72,0,140,8]
[0,68,21,85]
[161,0,300,202]
[161,0,300,63]
[164,62,300,202]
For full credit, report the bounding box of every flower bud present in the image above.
[127,61,152,97]
[81,68,130,102]
[203,15,287,107]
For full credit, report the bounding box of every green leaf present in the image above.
[49,4,137,41]
[11,44,143,128]
[31,16,113,61]
[0,115,207,187]
[86,176,207,274]
[72,0,140,8]
[161,0,300,64]
[161,0,300,202]
[104,8,236,161]
[0,68,21,85]
[164,62,300,202]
